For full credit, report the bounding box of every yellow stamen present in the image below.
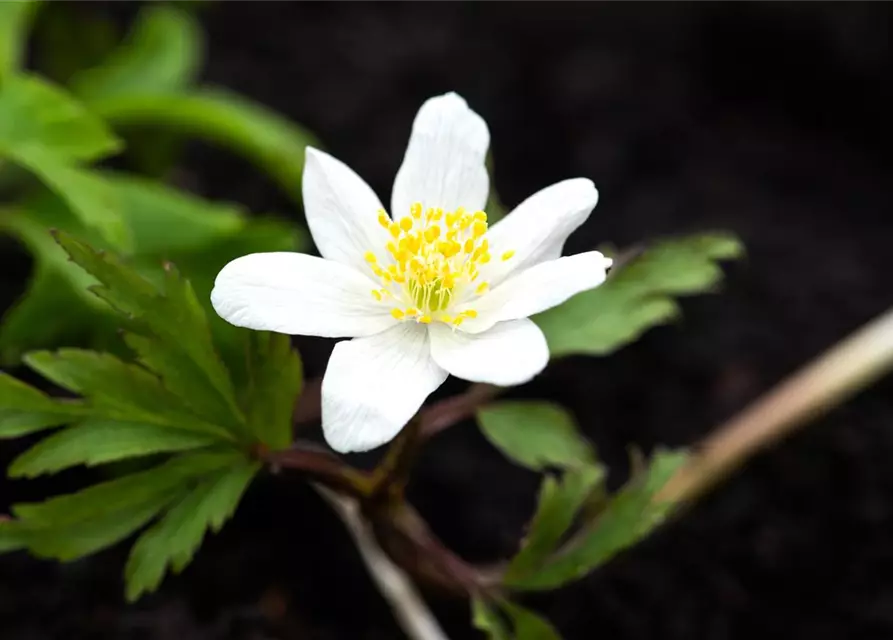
[501,250,515,261]
[389,222,401,238]
[476,282,489,295]
[419,315,432,324]
[462,309,478,318]
[400,216,413,232]
[410,202,423,219]
[472,220,487,238]
[364,251,377,264]
[378,211,390,228]
[405,308,419,317]
[371,290,382,301]
[391,308,405,319]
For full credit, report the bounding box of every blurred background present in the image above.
[2,2,893,638]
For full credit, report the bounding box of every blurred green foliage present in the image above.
[0,2,312,364]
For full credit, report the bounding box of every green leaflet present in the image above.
[0,74,120,163]
[0,0,39,86]
[23,349,232,439]
[509,450,688,591]
[125,461,259,601]
[241,331,303,450]
[8,419,219,478]
[505,466,604,584]
[472,600,562,640]
[71,5,202,101]
[53,233,244,425]
[534,233,743,357]
[94,89,319,202]
[477,401,598,471]
[12,450,243,526]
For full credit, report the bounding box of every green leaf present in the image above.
[53,232,244,427]
[23,349,231,439]
[0,369,86,437]
[0,411,69,438]
[508,449,688,590]
[0,75,120,162]
[472,598,511,640]
[12,449,243,526]
[505,466,603,584]
[125,461,258,601]
[8,419,219,478]
[502,603,562,640]
[24,491,177,561]
[241,332,302,450]
[0,369,63,411]
[0,0,39,85]
[102,172,244,255]
[12,148,131,248]
[71,6,202,101]
[94,88,318,202]
[0,518,26,553]
[477,401,597,471]
[534,233,744,357]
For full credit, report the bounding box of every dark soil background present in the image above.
[3,2,893,639]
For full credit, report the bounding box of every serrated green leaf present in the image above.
[53,232,244,425]
[472,598,511,640]
[501,602,562,640]
[25,490,177,561]
[534,233,743,357]
[0,369,62,411]
[241,332,302,450]
[12,449,243,526]
[125,461,258,601]
[23,349,231,439]
[509,450,688,590]
[95,89,318,202]
[0,74,120,162]
[0,410,69,438]
[505,466,603,584]
[72,5,202,102]
[0,0,39,85]
[9,419,218,478]
[477,401,597,471]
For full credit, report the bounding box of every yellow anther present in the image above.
[426,208,436,220]
[371,290,382,301]
[378,211,390,228]
[387,264,398,276]
[462,309,478,318]
[501,250,515,261]
[433,208,444,221]
[479,253,491,264]
[382,272,392,283]
[472,220,487,238]
[387,241,397,255]
[453,317,465,327]
[405,308,419,317]
[389,222,401,238]
[473,210,487,222]
[440,314,454,324]
[419,315,432,324]
[443,274,455,288]
[424,226,441,242]
[460,215,472,230]
[476,282,489,295]
[411,202,423,219]
[393,273,405,283]
[464,238,475,253]
[446,211,458,227]
[372,266,384,277]
[400,216,413,232]
[391,309,405,320]
[364,251,377,264]
[480,239,489,252]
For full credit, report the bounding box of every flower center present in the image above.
[365,202,514,327]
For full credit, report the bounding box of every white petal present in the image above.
[484,179,599,287]
[455,252,613,334]
[391,92,490,220]
[429,319,548,387]
[302,147,391,273]
[322,323,448,453]
[211,252,396,338]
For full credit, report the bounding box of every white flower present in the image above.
[211,93,611,453]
